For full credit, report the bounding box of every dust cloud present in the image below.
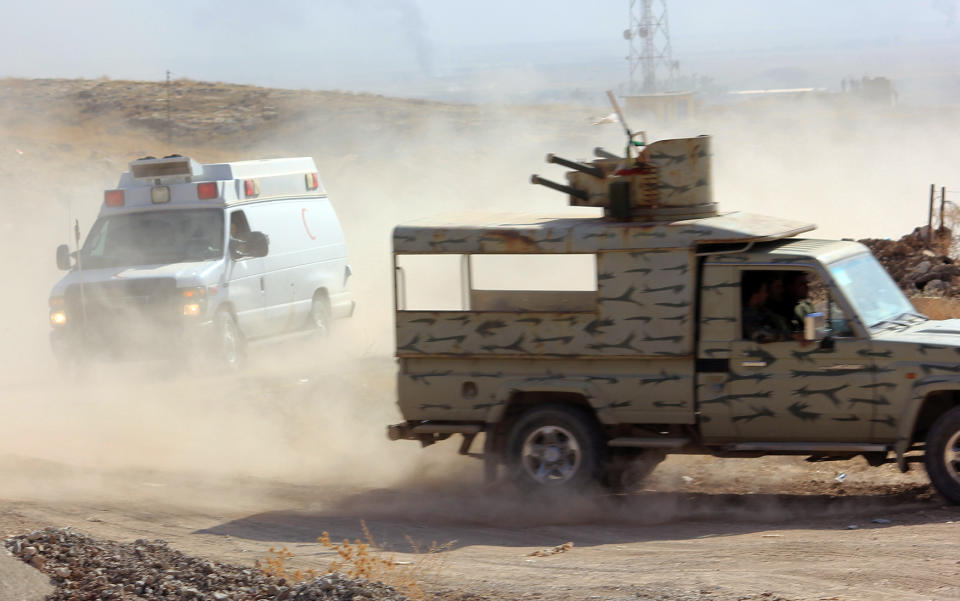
[0,99,608,511]
[0,83,955,522]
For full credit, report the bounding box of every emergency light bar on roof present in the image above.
[130,155,203,180]
[106,156,328,210]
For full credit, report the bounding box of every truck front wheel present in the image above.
[924,405,960,504]
[504,404,603,492]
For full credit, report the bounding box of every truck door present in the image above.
[698,263,875,442]
[226,209,268,339]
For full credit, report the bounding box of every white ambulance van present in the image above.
[49,154,354,368]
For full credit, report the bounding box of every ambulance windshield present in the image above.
[80,209,224,268]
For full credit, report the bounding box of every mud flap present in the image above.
[483,425,498,484]
[895,438,910,473]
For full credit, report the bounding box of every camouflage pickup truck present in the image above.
[386,135,960,503]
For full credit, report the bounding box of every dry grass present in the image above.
[910,296,960,320]
[255,546,319,583]
[318,522,453,601]
[258,521,453,600]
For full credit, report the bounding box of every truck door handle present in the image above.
[741,361,767,368]
[260,276,265,292]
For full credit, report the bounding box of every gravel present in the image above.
[4,527,409,601]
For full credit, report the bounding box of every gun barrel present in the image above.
[545,154,605,179]
[593,147,621,160]
[530,174,588,201]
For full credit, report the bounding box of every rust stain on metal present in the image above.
[480,229,546,252]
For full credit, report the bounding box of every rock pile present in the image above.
[858,226,959,296]
[4,527,409,601]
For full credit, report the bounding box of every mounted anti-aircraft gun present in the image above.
[532,91,714,222]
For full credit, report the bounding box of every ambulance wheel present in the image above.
[54,351,88,381]
[309,291,331,337]
[51,336,88,380]
[216,310,246,370]
[504,404,603,492]
[924,405,960,504]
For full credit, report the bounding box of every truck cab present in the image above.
[50,154,354,369]
[386,136,960,504]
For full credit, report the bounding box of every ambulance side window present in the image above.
[230,211,251,240]
[229,211,252,259]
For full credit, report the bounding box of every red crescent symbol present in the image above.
[301,208,316,240]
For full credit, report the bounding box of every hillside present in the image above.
[0,77,604,170]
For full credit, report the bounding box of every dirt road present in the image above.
[1,456,958,601]
[1,350,958,601]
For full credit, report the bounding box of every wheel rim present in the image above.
[311,300,329,336]
[220,316,239,366]
[944,429,960,486]
[521,425,581,485]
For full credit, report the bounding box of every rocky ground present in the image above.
[5,527,411,601]
[859,226,960,297]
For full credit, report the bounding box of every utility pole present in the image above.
[940,186,946,233]
[166,70,171,145]
[624,0,677,94]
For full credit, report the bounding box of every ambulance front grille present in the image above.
[64,278,181,346]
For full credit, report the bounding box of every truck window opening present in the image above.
[740,269,853,342]
[395,253,598,312]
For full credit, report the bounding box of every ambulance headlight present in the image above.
[180,286,207,317]
[49,297,66,326]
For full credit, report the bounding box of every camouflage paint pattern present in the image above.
[695,241,879,441]
[397,357,695,425]
[869,327,960,458]
[393,211,814,254]
[395,211,814,427]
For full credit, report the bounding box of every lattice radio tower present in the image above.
[624,0,677,94]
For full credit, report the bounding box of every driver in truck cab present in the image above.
[741,271,791,343]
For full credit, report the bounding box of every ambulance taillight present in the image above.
[104,190,124,206]
[197,182,218,200]
[244,179,260,197]
[305,172,319,190]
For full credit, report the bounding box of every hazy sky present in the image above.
[1,1,958,100]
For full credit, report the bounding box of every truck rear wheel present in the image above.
[504,404,603,492]
[924,405,960,504]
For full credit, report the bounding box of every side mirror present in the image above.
[246,231,269,258]
[56,244,72,270]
